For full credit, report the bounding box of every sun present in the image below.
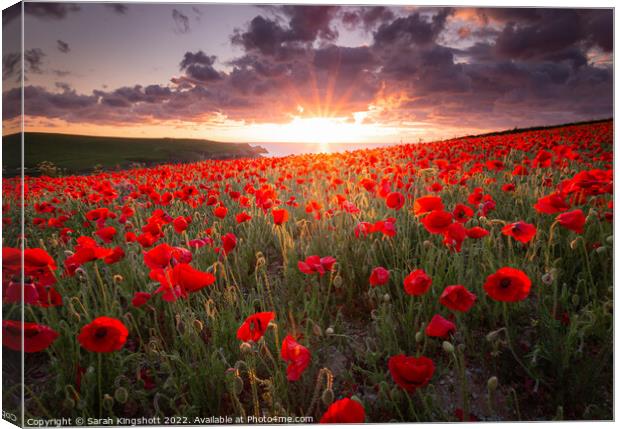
[285,117,344,146]
[233,112,400,145]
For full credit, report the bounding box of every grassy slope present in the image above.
[2,132,266,174]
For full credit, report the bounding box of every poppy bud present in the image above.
[595,245,608,254]
[325,327,334,335]
[113,274,123,284]
[390,386,403,401]
[193,320,204,332]
[233,375,244,395]
[571,294,579,306]
[487,376,498,392]
[606,235,613,245]
[415,331,424,343]
[383,293,391,303]
[569,236,582,250]
[333,275,343,288]
[114,387,129,404]
[442,341,454,354]
[102,394,115,410]
[321,388,334,406]
[313,324,323,337]
[350,395,363,405]
[240,342,252,354]
[422,240,433,248]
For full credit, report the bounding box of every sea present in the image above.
[250,141,400,157]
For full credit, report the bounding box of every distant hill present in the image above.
[2,132,267,176]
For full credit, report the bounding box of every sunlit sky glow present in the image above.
[2,2,613,143]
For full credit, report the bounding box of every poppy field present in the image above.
[1,120,613,424]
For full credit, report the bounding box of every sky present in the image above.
[1,2,614,143]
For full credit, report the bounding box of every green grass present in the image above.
[2,132,266,175]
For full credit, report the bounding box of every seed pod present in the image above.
[114,387,129,404]
[383,293,391,303]
[325,327,334,335]
[113,274,123,284]
[415,331,424,343]
[595,245,608,254]
[442,341,454,354]
[571,294,579,306]
[193,319,204,332]
[541,272,553,285]
[321,388,334,406]
[487,376,498,392]
[606,235,613,245]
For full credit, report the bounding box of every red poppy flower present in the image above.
[143,243,192,270]
[369,266,390,287]
[281,335,311,381]
[386,192,405,210]
[388,354,435,393]
[77,317,128,353]
[221,233,237,255]
[466,226,489,239]
[501,183,516,192]
[103,246,125,264]
[172,216,190,233]
[501,221,537,243]
[403,269,432,296]
[2,320,59,353]
[131,292,152,308]
[425,314,456,338]
[96,226,117,243]
[3,247,57,285]
[413,195,444,216]
[421,210,453,234]
[443,222,467,252]
[214,206,228,219]
[170,263,216,293]
[272,208,289,225]
[483,267,531,302]
[236,212,252,224]
[556,209,586,234]
[298,255,337,276]
[452,204,474,223]
[319,398,366,423]
[236,311,275,342]
[534,193,569,214]
[439,285,477,312]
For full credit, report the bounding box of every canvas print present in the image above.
[1,1,614,426]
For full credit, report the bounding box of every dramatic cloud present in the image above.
[178,51,222,82]
[12,6,614,137]
[25,48,45,74]
[341,6,395,32]
[57,40,70,54]
[172,9,190,34]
